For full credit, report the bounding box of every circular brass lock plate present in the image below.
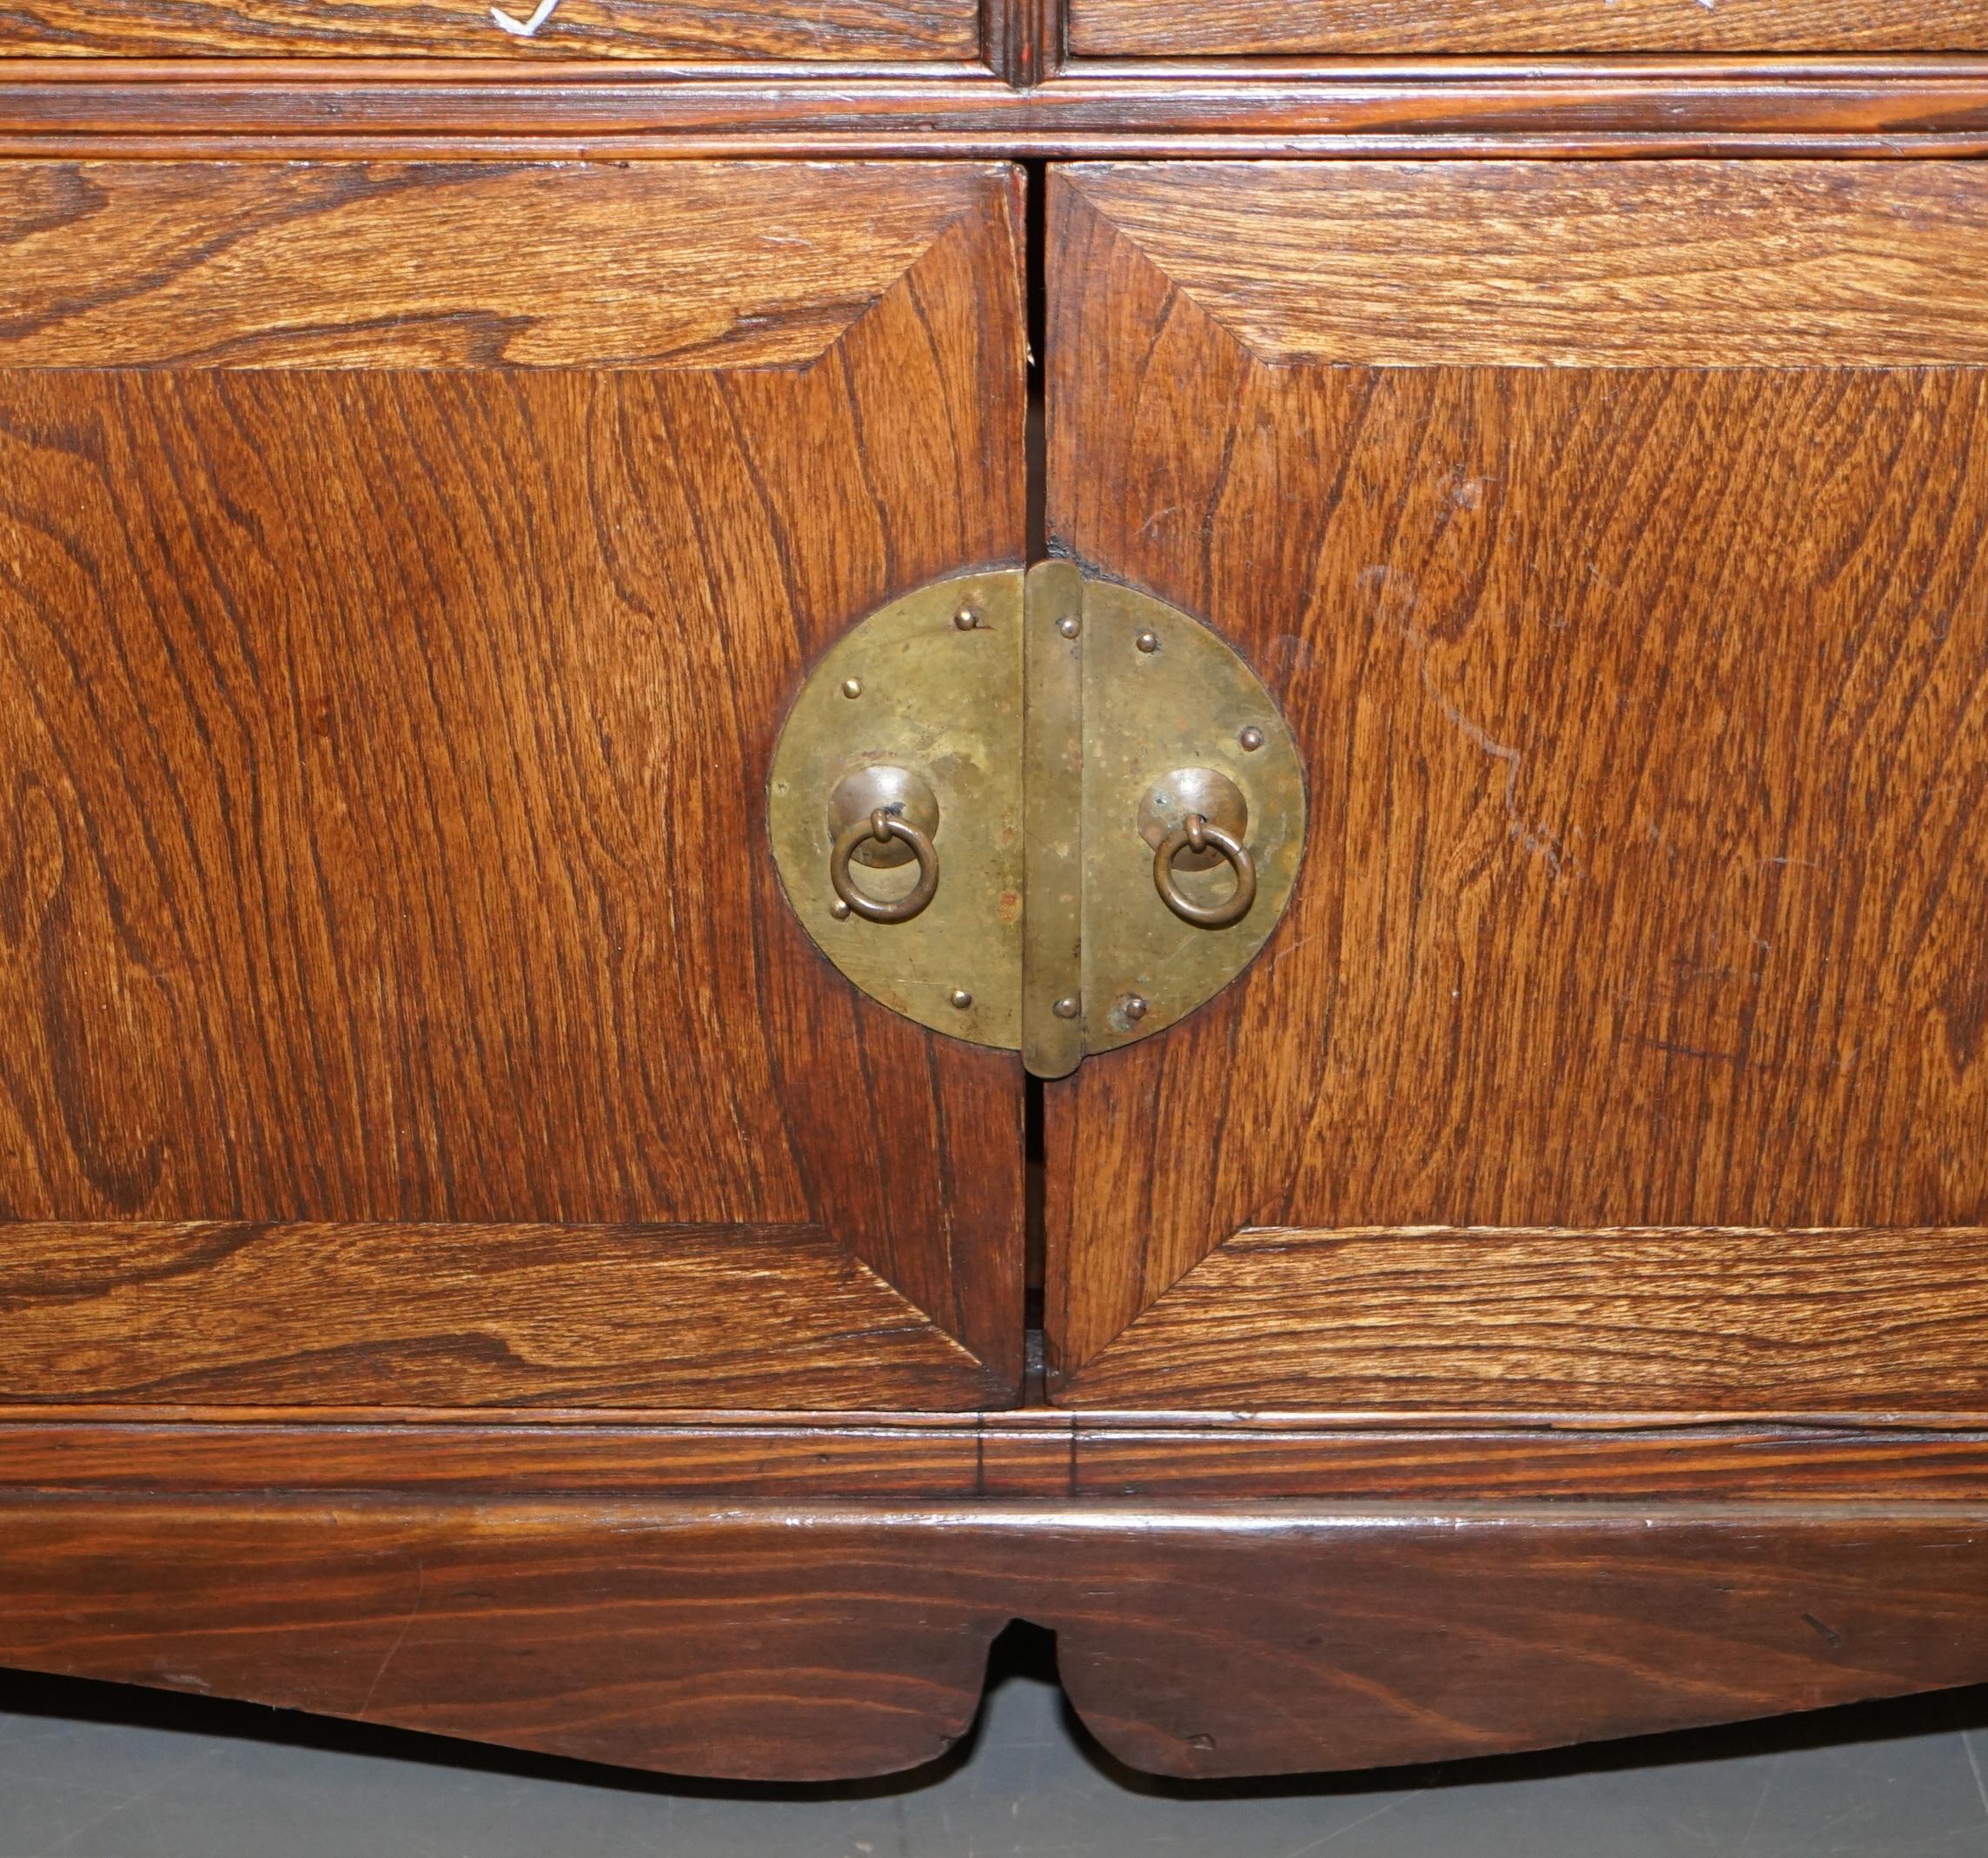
[766,567,1303,1068]
[766,572,1024,1050]
[1078,580,1306,1052]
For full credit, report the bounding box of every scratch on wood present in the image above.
[358,1562,426,1720]
[1362,565,1569,879]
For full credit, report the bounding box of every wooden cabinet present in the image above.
[3,10,1988,1789]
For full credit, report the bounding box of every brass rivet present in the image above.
[1123,995,1149,1021]
[1057,615,1081,640]
[1052,995,1081,1020]
[830,899,852,919]
[1135,629,1160,654]
[954,606,979,631]
[841,678,863,699]
[1239,726,1265,753]
[951,989,974,1010]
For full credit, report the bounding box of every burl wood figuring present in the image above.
[4,10,1988,1792]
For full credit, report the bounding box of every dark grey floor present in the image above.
[3,1632,1986,1857]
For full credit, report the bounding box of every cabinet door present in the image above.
[1047,161,1988,1412]
[0,160,1025,1410]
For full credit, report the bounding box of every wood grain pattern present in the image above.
[7,70,1988,162]
[3,1494,1988,1779]
[0,159,1028,1403]
[0,0,979,62]
[1056,162,1988,368]
[0,1496,1011,1780]
[5,1411,1988,1500]
[985,0,1059,85]
[0,162,988,368]
[1047,163,1988,1402]
[1063,1422,1988,1501]
[1070,0,1988,56]
[1069,1228,1988,1412]
[1047,1503,1988,1777]
[0,1224,1000,1405]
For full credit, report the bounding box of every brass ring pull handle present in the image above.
[1154,813,1256,930]
[832,807,940,924]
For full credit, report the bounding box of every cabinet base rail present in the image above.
[3,1489,1986,1781]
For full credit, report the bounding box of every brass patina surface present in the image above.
[1023,560,1085,1078]
[1079,579,1305,1055]
[767,570,1024,1050]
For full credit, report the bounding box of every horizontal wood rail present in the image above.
[5,63,1988,155]
[4,1407,1988,1499]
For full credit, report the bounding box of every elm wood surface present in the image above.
[4,1411,1988,1499]
[0,0,981,62]
[0,158,1028,1404]
[1045,160,1988,1404]
[9,68,1988,161]
[3,1494,1988,1779]
[1070,0,1988,57]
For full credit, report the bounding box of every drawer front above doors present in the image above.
[0,0,980,60]
[1066,0,1988,56]
[1045,160,1988,1414]
[0,159,1027,1410]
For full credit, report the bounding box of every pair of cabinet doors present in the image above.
[4,156,1988,1422]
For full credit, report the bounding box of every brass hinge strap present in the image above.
[1022,561,1084,1079]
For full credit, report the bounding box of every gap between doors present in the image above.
[1024,158,1049,1401]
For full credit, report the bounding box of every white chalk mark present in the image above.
[492,0,562,36]
[1361,563,1569,879]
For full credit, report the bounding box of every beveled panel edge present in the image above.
[1060,1225,1988,1414]
[0,1221,1008,1410]
[0,156,1003,368]
[1059,157,1988,368]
